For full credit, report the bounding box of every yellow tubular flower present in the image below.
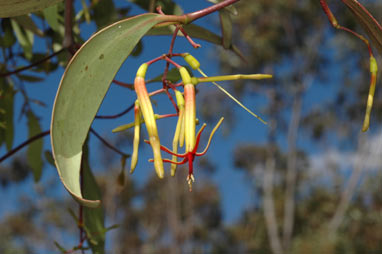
[171,90,185,176]
[179,67,196,153]
[130,100,140,174]
[134,63,164,178]
[362,56,378,132]
[179,110,185,148]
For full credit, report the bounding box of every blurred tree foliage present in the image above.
[1,0,382,253]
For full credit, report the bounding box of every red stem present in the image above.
[164,56,182,69]
[177,25,201,48]
[185,0,240,24]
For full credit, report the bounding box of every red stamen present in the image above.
[162,157,188,165]
[192,124,206,154]
[144,140,186,157]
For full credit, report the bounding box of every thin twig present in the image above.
[89,128,129,157]
[177,25,201,48]
[0,49,66,78]
[95,103,134,119]
[0,130,50,163]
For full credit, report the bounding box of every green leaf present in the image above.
[219,9,232,49]
[43,4,60,32]
[54,241,68,253]
[82,142,105,254]
[10,19,34,60]
[12,15,44,37]
[0,78,15,151]
[342,0,382,53]
[147,66,192,84]
[27,111,43,182]
[51,13,163,207]
[130,0,183,15]
[131,40,143,57]
[117,155,127,187]
[44,150,55,167]
[92,0,117,29]
[148,23,245,61]
[16,74,45,82]
[80,0,91,24]
[0,19,17,48]
[0,0,63,18]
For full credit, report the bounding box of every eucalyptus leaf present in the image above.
[131,40,143,57]
[130,0,183,15]
[10,19,34,60]
[342,0,382,53]
[12,15,44,37]
[219,9,232,49]
[44,150,55,167]
[16,74,45,82]
[54,241,67,253]
[148,23,245,60]
[0,19,16,48]
[92,0,117,29]
[43,4,60,32]
[82,142,105,254]
[0,78,15,151]
[27,111,43,182]
[147,66,192,84]
[0,0,63,18]
[51,13,163,207]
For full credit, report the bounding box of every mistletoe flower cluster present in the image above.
[114,53,271,190]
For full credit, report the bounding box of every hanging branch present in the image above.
[95,103,135,119]
[0,48,66,78]
[0,130,50,163]
[89,128,129,157]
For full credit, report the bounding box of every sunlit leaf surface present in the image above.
[0,0,63,18]
[51,13,162,207]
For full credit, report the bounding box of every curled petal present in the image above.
[144,139,186,158]
[197,117,224,156]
